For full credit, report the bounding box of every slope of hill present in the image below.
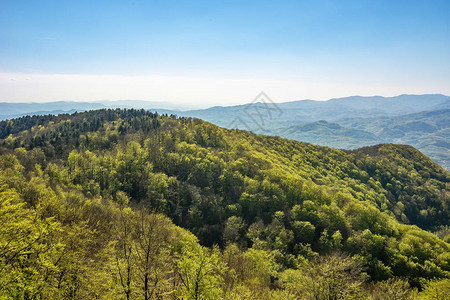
[276,120,380,149]
[171,95,450,170]
[337,109,450,170]
[0,109,449,298]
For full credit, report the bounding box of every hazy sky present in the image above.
[1,0,449,107]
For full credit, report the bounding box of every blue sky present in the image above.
[1,0,449,106]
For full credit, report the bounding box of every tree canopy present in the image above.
[0,109,448,299]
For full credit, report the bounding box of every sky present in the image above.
[1,0,449,108]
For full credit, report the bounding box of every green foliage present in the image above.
[177,244,225,300]
[370,278,417,300]
[0,109,449,298]
[279,253,368,299]
[0,178,61,298]
[418,278,450,299]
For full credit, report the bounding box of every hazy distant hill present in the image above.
[276,120,380,149]
[0,100,178,121]
[337,109,450,170]
[181,94,450,127]
[0,102,107,120]
[326,94,450,113]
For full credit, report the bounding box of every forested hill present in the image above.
[1,109,448,230]
[0,109,449,299]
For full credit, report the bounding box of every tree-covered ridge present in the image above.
[0,108,449,299]
[1,109,448,230]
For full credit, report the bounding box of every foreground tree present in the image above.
[280,253,367,299]
[114,207,136,300]
[177,243,225,300]
[134,211,175,300]
[418,278,450,300]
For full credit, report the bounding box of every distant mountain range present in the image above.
[1,94,449,170]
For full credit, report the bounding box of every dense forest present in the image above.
[0,109,449,299]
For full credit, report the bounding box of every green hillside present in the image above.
[0,109,449,299]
